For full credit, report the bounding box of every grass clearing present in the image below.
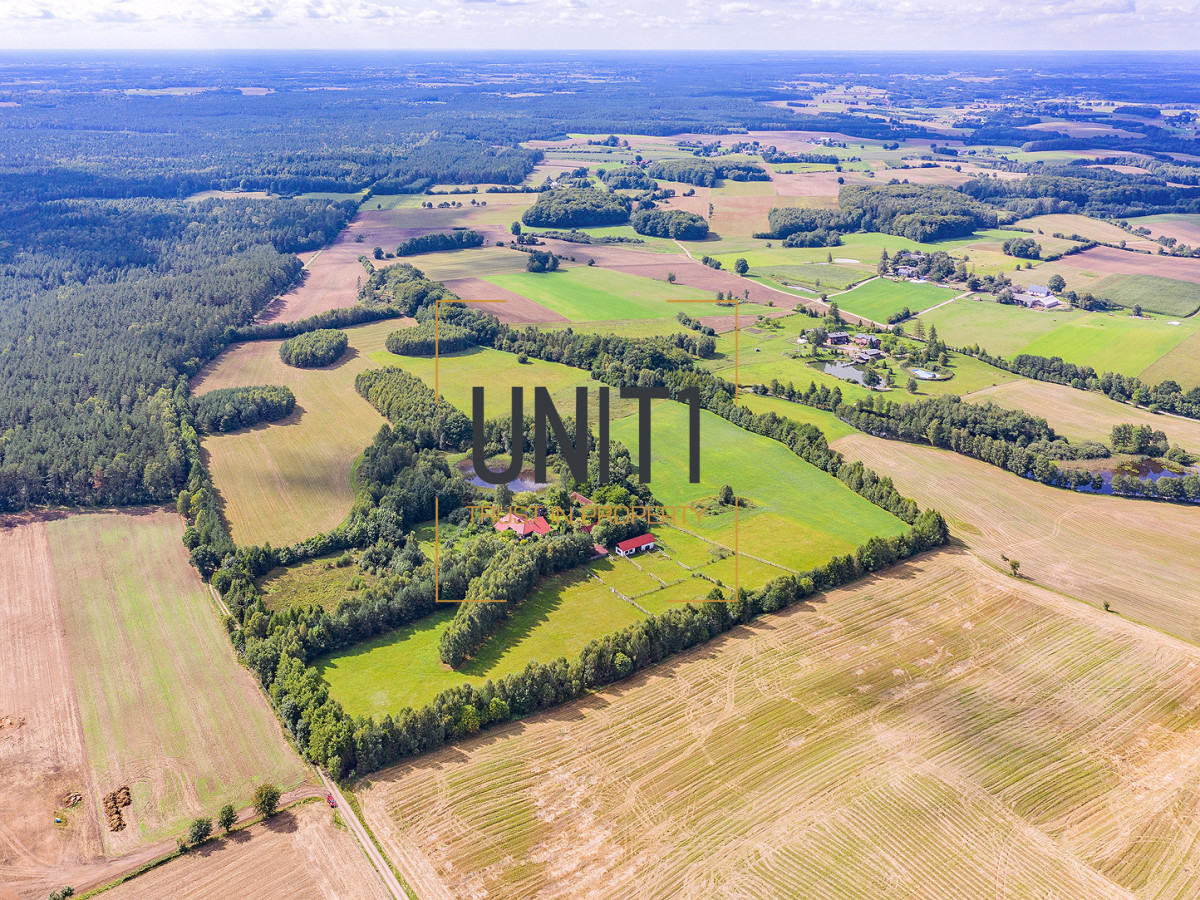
[47,510,308,851]
[359,550,1200,900]
[920,298,1200,377]
[964,378,1200,448]
[484,266,717,322]
[260,554,378,613]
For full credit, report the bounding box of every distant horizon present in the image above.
[2,0,1199,54]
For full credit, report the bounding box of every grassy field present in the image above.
[46,511,309,851]
[963,378,1200,448]
[920,297,1200,378]
[193,319,395,547]
[833,432,1200,644]
[260,554,378,612]
[318,565,647,716]
[1091,272,1200,316]
[609,400,910,572]
[832,277,961,322]
[358,550,1200,900]
[484,266,717,322]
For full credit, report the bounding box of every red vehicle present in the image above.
[326,793,337,808]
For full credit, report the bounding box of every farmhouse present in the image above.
[852,347,886,362]
[1014,292,1061,309]
[570,491,593,506]
[1028,284,1051,297]
[826,331,850,345]
[852,334,881,348]
[494,512,553,537]
[615,533,656,557]
[895,265,918,278]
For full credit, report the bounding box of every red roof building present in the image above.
[494,513,552,537]
[614,533,656,556]
[569,491,593,506]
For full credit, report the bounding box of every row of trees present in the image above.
[355,367,472,450]
[394,229,484,256]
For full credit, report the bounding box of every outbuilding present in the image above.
[615,533,656,557]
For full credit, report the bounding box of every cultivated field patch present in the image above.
[484,266,717,322]
[1090,272,1200,316]
[46,511,309,852]
[103,802,389,900]
[832,277,960,322]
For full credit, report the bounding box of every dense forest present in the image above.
[766,183,998,244]
[0,196,354,511]
[395,230,484,256]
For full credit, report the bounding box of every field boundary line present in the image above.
[668,523,799,574]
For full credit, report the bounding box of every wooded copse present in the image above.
[278,329,349,368]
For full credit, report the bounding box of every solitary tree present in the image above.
[907,376,919,394]
[252,784,282,819]
[1047,273,1066,293]
[717,484,735,505]
[1009,559,1021,578]
[666,272,676,284]
[495,482,514,512]
[510,221,521,236]
[217,804,237,833]
[733,257,749,275]
[188,817,213,845]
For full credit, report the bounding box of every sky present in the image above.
[1,0,1198,51]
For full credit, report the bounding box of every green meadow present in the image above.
[485,266,716,322]
[832,277,961,322]
[920,298,1200,378]
[610,400,909,573]
[1091,273,1200,317]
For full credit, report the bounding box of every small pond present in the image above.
[456,460,550,492]
[822,361,868,386]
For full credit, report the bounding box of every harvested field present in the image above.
[832,433,1200,643]
[443,277,568,325]
[0,511,311,899]
[103,803,390,900]
[1126,214,1200,247]
[1140,326,1200,388]
[192,320,396,546]
[1069,244,1200,283]
[0,515,100,897]
[359,550,1200,900]
[964,378,1200,448]
[48,511,309,852]
[1014,213,1158,251]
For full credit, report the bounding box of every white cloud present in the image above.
[0,0,1196,48]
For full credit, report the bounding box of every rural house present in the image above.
[1027,284,1051,297]
[1014,292,1061,309]
[615,533,656,557]
[852,347,886,362]
[827,331,850,345]
[494,512,552,537]
[852,334,881,348]
[895,265,918,278]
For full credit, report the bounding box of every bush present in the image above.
[279,329,348,368]
[526,249,559,273]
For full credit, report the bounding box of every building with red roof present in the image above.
[494,512,552,537]
[614,533,656,557]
